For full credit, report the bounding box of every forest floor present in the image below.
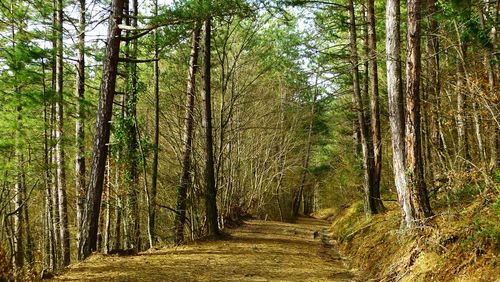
[51,217,359,281]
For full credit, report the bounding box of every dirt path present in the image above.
[53,218,358,281]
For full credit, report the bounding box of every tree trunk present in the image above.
[42,61,56,271]
[104,157,112,254]
[201,18,220,237]
[494,1,499,169]
[10,9,24,270]
[175,23,201,244]
[472,101,486,164]
[50,7,61,264]
[23,171,34,267]
[366,0,384,212]
[386,0,412,224]
[148,0,160,249]
[293,83,317,218]
[479,2,498,169]
[78,0,125,260]
[14,107,24,271]
[54,0,71,266]
[425,0,445,171]
[348,0,377,215]
[114,163,122,250]
[75,0,86,254]
[456,43,471,165]
[405,0,433,225]
[124,0,141,253]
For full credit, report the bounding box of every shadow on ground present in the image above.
[52,218,358,281]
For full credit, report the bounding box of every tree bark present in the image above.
[114,163,122,250]
[104,157,112,254]
[148,0,160,249]
[42,60,56,271]
[79,0,125,260]
[75,0,86,255]
[425,0,445,171]
[479,2,499,169]
[348,0,377,215]
[50,6,61,264]
[455,43,471,165]
[366,0,384,212]
[55,0,70,266]
[493,1,499,169]
[23,170,34,267]
[175,23,201,244]
[386,0,412,224]
[124,0,140,252]
[14,106,24,270]
[201,18,220,237]
[10,7,24,270]
[405,0,433,225]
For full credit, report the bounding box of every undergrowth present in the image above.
[328,173,499,281]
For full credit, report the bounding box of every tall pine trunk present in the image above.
[148,0,160,249]
[366,0,384,212]
[54,0,70,266]
[14,107,24,270]
[10,6,24,270]
[124,0,140,252]
[79,0,125,260]
[75,0,86,254]
[386,0,412,224]
[405,0,433,225]
[175,23,201,244]
[425,0,445,171]
[42,60,56,270]
[348,0,377,215]
[201,18,220,237]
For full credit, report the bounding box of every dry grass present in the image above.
[51,218,358,281]
[328,193,500,281]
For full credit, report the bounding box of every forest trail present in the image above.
[52,217,359,281]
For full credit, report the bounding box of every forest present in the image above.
[0,0,498,280]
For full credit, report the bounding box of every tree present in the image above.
[175,22,202,244]
[386,0,416,225]
[75,0,86,254]
[79,0,125,260]
[366,0,384,212]
[54,0,70,266]
[292,82,317,218]
[201,18,220,237]
[425,0,444,173]
[347,0,377,215]
[404,0,432,225]
[123,0,141,252]
[149,0,160,249]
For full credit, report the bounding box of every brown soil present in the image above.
[51,217,358,281]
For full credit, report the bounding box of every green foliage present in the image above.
[464,217,500,250]
[494,169,500,183]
